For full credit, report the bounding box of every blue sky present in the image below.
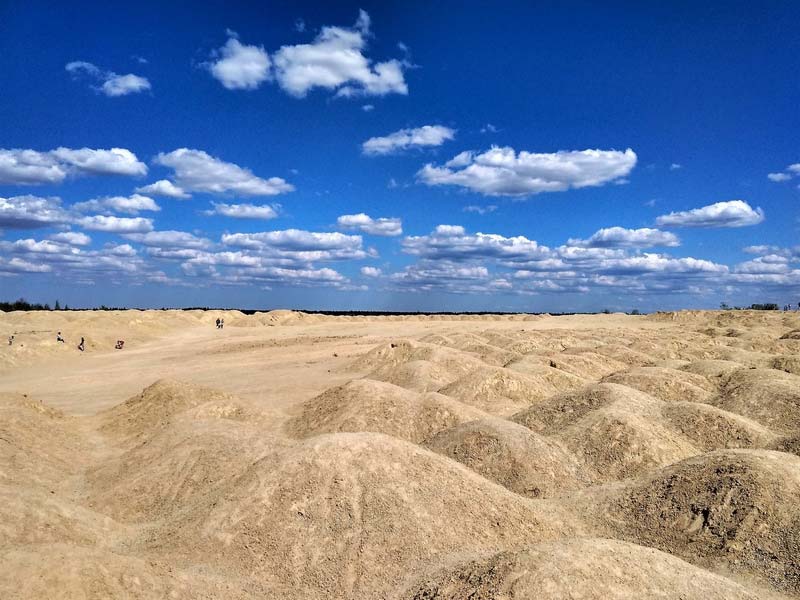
[1,1,799,311]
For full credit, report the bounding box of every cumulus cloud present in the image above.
[336,213,402,236]
[221,229,367,264]
[767,163,800,183]
[0,257,53,274]
[568,227,680,248]
[207,36,271,90]
[0,195,71,229]
[418,147,637,197]
[204,202,279,220]
[362,125,455,155]
[135,179,190,199]
[72,194,160,215]
[402,225,550,262]
[49,231,91,246]
[272,10,407,97]
[656,200,764,228]
[77,215,154,233]
[65,61,151,97]
[0,147,147,185]
[360,266,382,277]
[154,149,294,196]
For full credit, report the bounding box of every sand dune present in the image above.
[2,308,800,598]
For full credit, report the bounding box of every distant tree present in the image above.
[720,302,730,310]
[629,309,641,315]
[749,303,779,311]
[54,299,61,310]
[64,304,69,310]
[601,308,611,314]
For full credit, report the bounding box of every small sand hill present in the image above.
[601,450,800,595]
[661,402,779,451]
[86,416,281,524]
[564,343,656,367]
[438,365,585,415]
[780,329,800,340]
[401,538,761,600]
[772,355,800,376]
[351,340,487,391]
[0,484,126,548]
[679,359,746,381]
[553,391,699,481]
[602,366,715,403]
[156,432,578,599]
[423,417,586,498]
[286,378,488,443]
[511,382,652,435]
[0,545,193,600]
[98,378,244,440]
[0,393,83,488]
[518,351,627,380]
[711,368,800,434]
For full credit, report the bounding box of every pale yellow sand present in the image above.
[1,309,799,599]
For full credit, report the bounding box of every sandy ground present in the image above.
[2,309,800,598]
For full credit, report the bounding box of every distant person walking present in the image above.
[216,318,221,329]
[220,318,224,329]
[8,335,14,346]
[57,331,65,343]
[78,337,85,352]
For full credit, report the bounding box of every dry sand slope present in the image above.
[2,309,800,598]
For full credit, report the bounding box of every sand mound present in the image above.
[679,359,746,381]
[565,343,656,367]
[99,378,244,439]
[401,538,761,600]
[0,545,192,600]
[0,393,84,488]
[772,355,800,376]
[521,351,628,380]
[602,366,715,403]
[554,392,699,481]
[511,382,654,435]
[86,416,281,523]
[439,365,584,415]
[424,417,586,498]
[156,433,577,599]
[779,329,800,340]
[286,378,487,443]
[604,449,800,594]
[662,402,779,451]
[711,368,800,434]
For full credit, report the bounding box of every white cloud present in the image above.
[154,149,294,196]
[463,204,497,215]
[768,172,792,182]
[362,104,374,112]
[78,215,154,233]
[0,257,52,274]
[66,61,151,97]
[124,230,211,249]
[481,124,498,133]
[205,202,279,219]
[0,147,146,185]
[568,226,680,248]
[0,195,71,228]
[670,163,682,170]
[135,179,190,199]
[361,266,382,277]
[656,200,764,228]
[72,194,160,215]
[336,213,402,236]
[208,37,271,90]
[221,229,367,264]
[362,125,455,155]
[49,231,91,246]
[403,225,550,262]
[418,146,637,197]
[272,10,407,98]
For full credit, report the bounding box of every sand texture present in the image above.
[1,308,800,598]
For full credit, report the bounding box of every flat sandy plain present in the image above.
[2,308,800,599]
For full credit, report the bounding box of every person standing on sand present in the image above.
[57,331,64,343]
[8,335,13,346]
[78,337,85,352]
[216,318,220,329]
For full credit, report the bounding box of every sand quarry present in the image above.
[2,309,800,599]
